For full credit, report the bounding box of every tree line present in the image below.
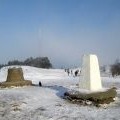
[0,57,52,69]
[111,59,120,77]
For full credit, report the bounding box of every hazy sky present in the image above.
[0,0,120,68]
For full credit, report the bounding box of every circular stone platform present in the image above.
[0,67,32,88]
[64,88,117,106]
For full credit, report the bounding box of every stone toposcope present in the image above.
[0,67,32,88]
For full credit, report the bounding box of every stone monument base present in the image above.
[0,67,32,88]
[0,80,32,88]
[64,88,117,106]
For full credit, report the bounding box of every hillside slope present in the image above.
[0,66,120,120]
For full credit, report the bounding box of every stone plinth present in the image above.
[79,54,102,91]
[0,67,32,88]
[6,68,24,82]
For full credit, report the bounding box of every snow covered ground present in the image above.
[0,66,120,120]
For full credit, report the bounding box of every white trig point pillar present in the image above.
[79,54,102,91]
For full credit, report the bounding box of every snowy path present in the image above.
[0,66,120,120]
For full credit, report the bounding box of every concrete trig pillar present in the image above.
[79,54,102,91]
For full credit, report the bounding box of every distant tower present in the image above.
[79,54,102,91]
